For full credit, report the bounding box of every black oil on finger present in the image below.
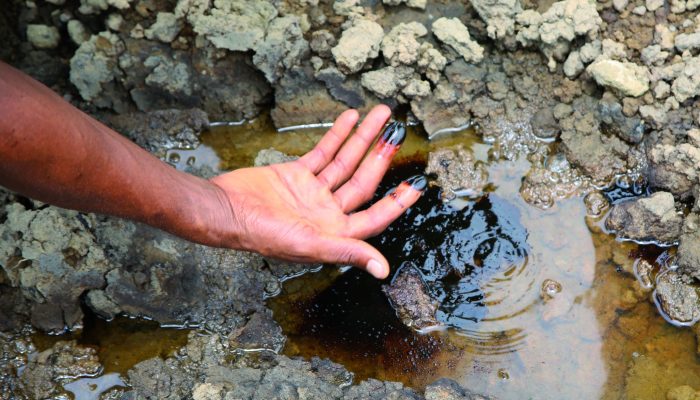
[404,175,427,192]
[377,121,407,149]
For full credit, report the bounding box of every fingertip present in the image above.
[366,258,390,279]
[343,108,360,121]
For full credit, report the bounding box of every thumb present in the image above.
[316,235,390,279]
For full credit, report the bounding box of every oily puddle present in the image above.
[32,313,190,399]
[30,117,700,399]
[253,126,700,398]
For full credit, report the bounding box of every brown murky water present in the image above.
[35,118,700,399]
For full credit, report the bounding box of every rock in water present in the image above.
[425,146,489,201]
[382,264,439,330]
[605,191,683,244]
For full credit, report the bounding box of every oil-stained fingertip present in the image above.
[404,174,427,192]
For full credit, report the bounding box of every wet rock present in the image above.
[667,385,700,400]
[598,96,645,143]
[411,60,486,136]
[647,130,700,198]
[671,56,700,103]
[254,149,299,166]
[587,60,650,97]
[144,12,182,43]
[432,17,484,64]
[331,19,384,74]
[424,378,494,400]
[678,214,700,281]
[425,146,489,200]
[0,204,112,333]
[229,311,285,352]
[271,64,354,128]
[584,191,610,216]
[108,108,208,158]
[530,107,559,139]
[520,152,592,209]
[471,0,522,39]
[382,0,426,9]
[344,379,421,399]
[69,31,127,110]
[175,0,277,52]
[559,97,629,183]
[315,67,371,108]
[128,357,194,399]
[605,192,682,243]
[26,24,60,49]
[253,15,309,84]
[21,340,101,399]
[381,22,428,67]
[654,270,700,325]
[382,264,439,330]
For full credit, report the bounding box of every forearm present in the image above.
[0,62,235,247]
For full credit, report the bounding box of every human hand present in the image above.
[210,105,426,279]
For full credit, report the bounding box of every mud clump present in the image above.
[425,146,489,201]
[382,264,439,330]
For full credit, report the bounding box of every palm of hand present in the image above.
[211,106,424,279]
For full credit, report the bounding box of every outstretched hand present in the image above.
[210,105,426,279]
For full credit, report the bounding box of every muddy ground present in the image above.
[2,0,700,398]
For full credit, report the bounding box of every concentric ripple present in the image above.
[372,169,535,354]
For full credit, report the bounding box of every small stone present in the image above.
[563,51,584,77]
[646,0,664,11]
[382,0,427,9]
[605,191,682,243]
[655,24,676,50]
[26,24,60,49]
[331,19,384,74]
[106,13,123,31]
[675,32,700,52]
[613,0,629,11]
[144,12,182,43]
[579,40,602,64]
[432,17,484,64]
[67,20,90,45]
[130,23,144,39]
[654,81,671,99]
[632,5,647,14]
[587,59,650,97]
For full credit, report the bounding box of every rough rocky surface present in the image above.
[655,270,700,325]
[425,146,489,201]
[4,0,700,394]
[432,17,484,64]
[332,19,384,74]
[605,191,683,244]
[382,264,439,330]
[107,108,209,157]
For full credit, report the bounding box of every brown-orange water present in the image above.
[34,118,700,399]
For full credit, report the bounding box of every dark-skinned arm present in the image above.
[0,61,425,279]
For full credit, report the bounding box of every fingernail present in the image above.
[367,259,387,279]
[404,175,427,191]
[379,121,406,147]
